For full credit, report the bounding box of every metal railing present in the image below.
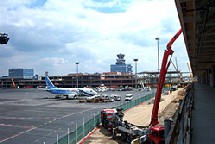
[165,83,194,144]
[56,92,156,144]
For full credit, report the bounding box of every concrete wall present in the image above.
[206,65,215,87]
[199,64,215,88]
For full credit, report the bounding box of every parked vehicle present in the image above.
[85,95,96,101]
[108,95,115,102]
[112,95,121,101]
[102,94,115,102]
[124,93,133,101]
[118,87,133,91]
[170,85,178,91]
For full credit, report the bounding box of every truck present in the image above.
[101,29,183,144]
[148,28,182,144]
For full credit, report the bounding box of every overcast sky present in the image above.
[0,0,189,76]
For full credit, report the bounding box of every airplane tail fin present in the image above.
[45,76,57,89]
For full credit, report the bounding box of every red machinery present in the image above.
[148,29,183,144]
[101,29,183,144]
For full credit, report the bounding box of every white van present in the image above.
[125,93,133,101]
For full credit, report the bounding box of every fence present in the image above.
[165,83,194,144]
[56,92,156,144]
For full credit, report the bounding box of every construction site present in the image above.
[76,28,190,144]
[83,87,186,144]
[1,0,215,144]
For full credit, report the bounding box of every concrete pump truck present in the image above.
[101,29,183,144]
[147,29,183,144]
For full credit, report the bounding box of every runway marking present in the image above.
[0,116,58,120]
[0,124,36,143]
[77,107,94,114]
[0,116,34,120]
[0,106,94,143]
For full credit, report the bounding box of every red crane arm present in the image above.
[151,29,182,126]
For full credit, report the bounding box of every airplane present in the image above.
[45,76,97,99]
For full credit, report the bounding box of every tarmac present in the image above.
[0,88,152,144]
[0,89,99,144]
[191,83,215,144]
[1,83,213,144]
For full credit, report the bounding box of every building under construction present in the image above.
[0,71,190,88]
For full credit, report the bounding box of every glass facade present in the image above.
[110,54,133,73]
[9,69,34,79]
[110,64,132,73]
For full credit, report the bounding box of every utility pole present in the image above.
[155,37,160,82]
[133,58,138,88]
[76,62,79,88]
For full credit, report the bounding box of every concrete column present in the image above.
[164,119,172,139]
[206,69,209,85]
[213,65,215,87]
[209,69,214,87]
[204,70,207,84]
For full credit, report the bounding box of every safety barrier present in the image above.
[56,113,101,144]
[55,92,157,144]
[165,83,193,144]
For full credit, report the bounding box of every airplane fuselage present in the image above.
[45,76,97,99]
[47,88,77,95]
[47,87,97,96]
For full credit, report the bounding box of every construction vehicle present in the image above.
[101,29,183,144]
[147,29,182,144]
[101,108,148,143]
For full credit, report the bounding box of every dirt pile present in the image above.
[83,88,185,144]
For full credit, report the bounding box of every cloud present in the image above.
[0,0,189,76]
[83,0,131,13]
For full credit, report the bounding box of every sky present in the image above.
[0,0,189,76]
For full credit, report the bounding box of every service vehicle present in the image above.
[112,95,121,101]
[85,95,96,101]
[124,93,133,101]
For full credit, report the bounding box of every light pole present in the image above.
[76,62,79,88]
[155,37,160,82]
[133,58,138,88]
[89,76,92,87]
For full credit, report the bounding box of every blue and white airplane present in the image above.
[45,76,97,99]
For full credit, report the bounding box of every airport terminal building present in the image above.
[0,70,190,89]
[0,57,190,88]
[9,68,34,79]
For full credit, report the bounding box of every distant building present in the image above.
[9,68,34,79]
[110,53,133,73]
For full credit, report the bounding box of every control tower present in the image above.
[116,53,126,64]
[110,54,132,73]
